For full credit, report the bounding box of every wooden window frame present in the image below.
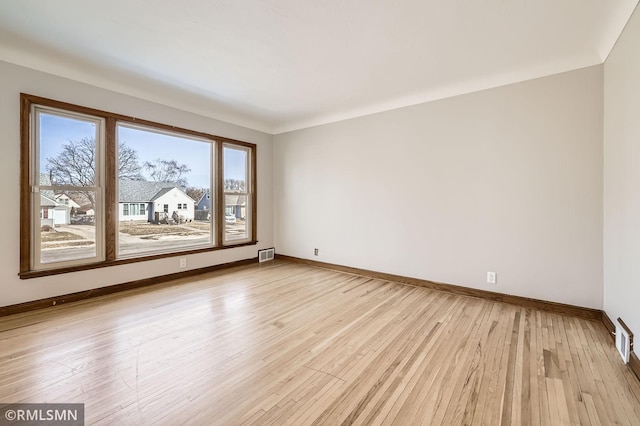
[221,143,254,245]
[19,93,257,279]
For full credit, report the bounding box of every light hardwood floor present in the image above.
[1,261,639,425]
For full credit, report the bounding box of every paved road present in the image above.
[41,223,248,264]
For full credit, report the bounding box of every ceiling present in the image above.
[0,1,637,134]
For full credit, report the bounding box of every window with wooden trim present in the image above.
[223,144,252,244]
[20,94,257,278]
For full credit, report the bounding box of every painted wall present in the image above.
[274,66,604,309]
[604,5,640,356]
[0,60,273,307]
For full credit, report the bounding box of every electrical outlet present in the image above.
[314,248,319,256]
[487,271,497,284]
[179,258,187,268]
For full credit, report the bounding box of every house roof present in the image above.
[119,180,195,203]
[197,191,211,205]
[151,187,176,201]
[225,194,246,206]
[197,191,246,206]
[39,173,56,203]
[40,193,57,207]
[37,177,195,204]
[119,180,175,202]
[55,193,81,208]
[0,2,635,134]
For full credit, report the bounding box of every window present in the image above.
[20,94,257,277]
[26,106,103,270]
[223,144,252,243]
[122,203,145,217]
[117,122,212,257]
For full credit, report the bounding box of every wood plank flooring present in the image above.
[1,261,639,425]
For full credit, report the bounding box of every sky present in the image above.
[39,112,247,188]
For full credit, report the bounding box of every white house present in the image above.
[151,187,195,221]
[39,193,57,228]
[119,180,195,222]
[54,193,81,209]
[39,196,71,227]
[39,174,71,227]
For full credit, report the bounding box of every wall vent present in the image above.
[258,248,275,263]
[615,317,634,364]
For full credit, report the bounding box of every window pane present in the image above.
[224,194,248,242]
[34,108,103,269]
[117,124,212,257]
[39,190,97,264]
[39,112,98,187]
[223,145,250,244]
[223,146,247,192]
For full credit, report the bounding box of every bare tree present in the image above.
[118,142,145,181]
[224,178,245,191]
[185,187,207,203]
[144,159,191,187]
[46,138,142,208]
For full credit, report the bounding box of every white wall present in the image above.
[604,5,640,356]
[274,66,604,309]
[0,60,273,307]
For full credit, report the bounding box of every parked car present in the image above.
[225,213,236,224]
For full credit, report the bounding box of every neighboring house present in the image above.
[52,204,71,225]
[54,193,81,209]
[196,191,212,211]
[39,173,71,227]
[119,180,195,222]
[40,193,57,228]
[39,173,57,227]
[196,191,246,220]
[66,193,95,220]
[225,194,246,220]
[76,204,95,217]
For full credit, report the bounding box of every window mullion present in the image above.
[216,141,224,246]
[105,116,117,261]
[251,146,257,242]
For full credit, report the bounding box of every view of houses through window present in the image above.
[24,96,255,274]
[37,111,102,266]
[223,145,250,242]
[116,124,212,257]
